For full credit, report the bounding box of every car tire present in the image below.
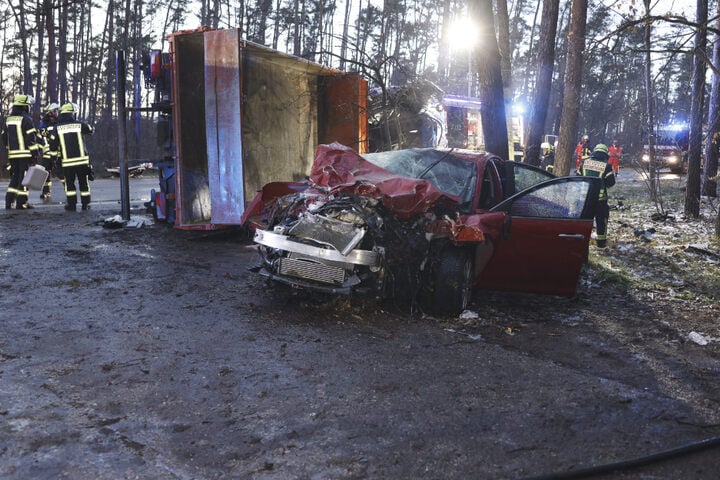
[426,248,474,314]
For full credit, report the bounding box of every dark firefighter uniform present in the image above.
[38,103,60,200]
[3,94,41,209]
[48,103,94,211]
[580,143,616,248]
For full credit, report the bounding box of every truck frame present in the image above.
[144,28,368,229]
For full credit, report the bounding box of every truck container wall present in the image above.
[169,28,368,229]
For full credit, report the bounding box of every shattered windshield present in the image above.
[363,149,477,207]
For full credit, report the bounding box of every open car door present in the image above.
[493,160,556,197]
[476,176,600,297]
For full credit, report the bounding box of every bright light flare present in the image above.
[448,18,480,50]
[512,102,526,115]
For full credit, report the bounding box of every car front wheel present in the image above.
[426,248,475,314]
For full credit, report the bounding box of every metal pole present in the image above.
[116,50,131,220]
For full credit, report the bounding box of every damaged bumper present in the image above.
[253,228,384,291]
[254,230,381,267]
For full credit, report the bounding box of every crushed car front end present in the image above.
[253,190,449,300]
[245,143,487,304]
[253,193,385,294]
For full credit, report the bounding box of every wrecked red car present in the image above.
[242,143,600,314]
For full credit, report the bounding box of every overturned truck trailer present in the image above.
[154,28,368,229]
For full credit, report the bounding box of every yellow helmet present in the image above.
[13,94,35,107]
[593,143,608,154]
[60,102,78,114]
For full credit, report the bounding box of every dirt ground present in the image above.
[1,173,719,479]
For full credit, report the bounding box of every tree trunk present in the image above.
[9,0,34,94]
[702,1,719,198]
[550,4,571,135]
[292,0,301,56]
[255,0,272,45]
[104,0,115,117]
[494,0,514,160]
[58,0,68,105]
[472,0,508,159]
[44,0,58,103]
[685,0,707,218]
[525,0,560,166]
[339,0,352,69]
[438,0,451,79]
[212,0,220,28]
[272,0,282,49]
[555,0,587,176]
[509,0,525,53]
[34,0,46,118]
[643,0,662,212]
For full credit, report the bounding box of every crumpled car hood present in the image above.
[308,143,461,218]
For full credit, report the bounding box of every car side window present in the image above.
[512,163,555,192]
[497,179,593,219]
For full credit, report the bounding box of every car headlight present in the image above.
[642,154,650,162]
[668,155,679,164]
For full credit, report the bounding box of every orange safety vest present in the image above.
[608,145,622,173]
[575,142,590,169]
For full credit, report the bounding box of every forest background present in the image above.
[1,0,718,229]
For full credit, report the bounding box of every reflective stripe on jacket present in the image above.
[53,122,94,167]
[580,154,616,201]
[4,114,40,159]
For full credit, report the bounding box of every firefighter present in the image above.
[608,139,622,176]
[575,134,591,172]
[48,102,94,211]
[540,141,555,172]
[579,143,616,248]
[3,94,41,209]
[38,103,60,201]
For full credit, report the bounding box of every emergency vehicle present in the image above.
[641,124,689,174]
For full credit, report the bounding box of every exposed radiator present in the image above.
[278,257,347,285]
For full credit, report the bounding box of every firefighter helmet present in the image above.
[582,134,589,142]
[13,94,35,107]
[60,102,78,114]
[46,102,60,112]
[594,143,609,154]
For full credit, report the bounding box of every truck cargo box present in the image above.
[167,28,368,229]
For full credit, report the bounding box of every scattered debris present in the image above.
[444,328,482,341]
[103,215,127,229]
[633,228,655,242]
[650,212,674,222]
[126,216,154,228]
[459,310,479,320]
[102,215,154,229]
[687,331,709,346]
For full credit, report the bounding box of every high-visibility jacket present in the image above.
[580,152,616,201]
[39,124,58,168]
[608,144,622,173]
[3,112,40,160]
[575,142,591,169]
[49,118,94,168]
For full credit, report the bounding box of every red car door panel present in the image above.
[475,177,599,296]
